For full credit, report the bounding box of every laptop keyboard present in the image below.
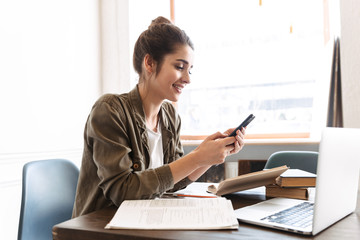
[261,202,314,228]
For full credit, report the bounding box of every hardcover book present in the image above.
[265,184,310,200]
[275,169,316,187]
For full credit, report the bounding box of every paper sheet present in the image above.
[105,198,238,230]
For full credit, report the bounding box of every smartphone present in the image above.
[229,114,255,137]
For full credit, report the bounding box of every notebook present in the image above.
[234,127,360,235]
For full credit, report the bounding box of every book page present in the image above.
[105,198,238,230]
[280,169,317,178]
[172,182,218,198]
[208,165,288,196]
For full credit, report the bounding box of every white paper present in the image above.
[105,198,239,230]
[172,182,218,198]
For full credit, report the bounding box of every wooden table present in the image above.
[53,189,360,240]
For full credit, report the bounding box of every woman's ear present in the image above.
[143,54,156,74]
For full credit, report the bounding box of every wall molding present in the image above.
[0,148,83,186]
[0,148,82,163]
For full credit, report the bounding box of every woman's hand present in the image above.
[224,127,246,154]
[192,129,245,167]
[169,128,246,184]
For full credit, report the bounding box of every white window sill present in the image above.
[181,137,320,146]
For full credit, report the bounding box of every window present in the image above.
[174,0,332,138]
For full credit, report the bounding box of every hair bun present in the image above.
[133,15,193,76]
[148,16,172,29]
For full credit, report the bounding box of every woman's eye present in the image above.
[175,65,192,74]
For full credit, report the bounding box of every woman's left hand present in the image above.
[224,127,246,155]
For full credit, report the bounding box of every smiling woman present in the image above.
[73,16,247,217]
[139,47,194,103]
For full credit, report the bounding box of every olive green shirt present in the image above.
[72,86,192,217]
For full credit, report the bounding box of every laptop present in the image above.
[234,127,360,235]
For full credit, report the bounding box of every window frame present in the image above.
[171,0,331,141]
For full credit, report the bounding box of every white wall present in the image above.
[340,0,360,128]
[339,0,360,192]
[0,1,100,239]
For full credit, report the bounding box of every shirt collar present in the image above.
[128,85,170,131]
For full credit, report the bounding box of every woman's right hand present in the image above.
[192,131,237,167]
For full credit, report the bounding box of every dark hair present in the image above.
[133,16,194,78]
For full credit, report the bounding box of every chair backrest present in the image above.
[264,151,318,174]
[18,159,79,240]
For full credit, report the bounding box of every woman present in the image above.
[72,16,246,217]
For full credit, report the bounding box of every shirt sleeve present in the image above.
[164,103,193,192]
[86,98,175,207]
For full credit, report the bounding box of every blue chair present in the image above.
[264,151,318,174]
[18,159,79,240]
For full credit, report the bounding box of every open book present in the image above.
[105,198,238,230]
[208,165,288,196]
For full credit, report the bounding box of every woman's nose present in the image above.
[182,72,191,84]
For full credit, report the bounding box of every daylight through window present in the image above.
[174,0,330,137]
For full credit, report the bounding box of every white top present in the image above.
[146,122,164,169]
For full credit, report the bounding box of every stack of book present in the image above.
[265,169,317,200]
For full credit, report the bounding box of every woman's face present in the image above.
[152,44,194,102]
